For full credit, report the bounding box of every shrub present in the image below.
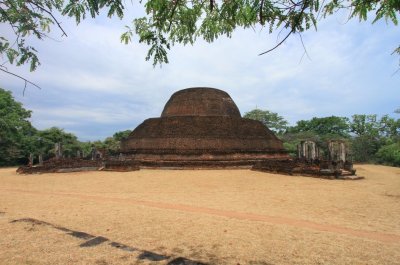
[376,143,400,167]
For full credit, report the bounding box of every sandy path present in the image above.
[2,187,399,244]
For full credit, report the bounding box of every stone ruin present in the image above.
[17,158,104,174]
[253,139,359,179]
[297,140,320,160]
[17,87,361,179]
[120,87,288,167]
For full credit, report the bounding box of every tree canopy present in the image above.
[35,127,81,158]
[0,87,134,164]
[0,87,35,165]
[288,116,350,138]
[282,113,400,164]
[244,108,288,134]
[0,0,399,77]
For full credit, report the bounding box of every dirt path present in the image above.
[2,188,400,244]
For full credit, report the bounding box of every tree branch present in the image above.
[26,0,68,37]
[0,67,42,95]
[298,32,311,62]
[258,29,293,55]
[168,0,180,31]
[259,0,265,25]
[316,0,326,20]
[259,0,307,56]
[0,6,19,35]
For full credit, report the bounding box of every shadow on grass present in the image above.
[11,218,208,264]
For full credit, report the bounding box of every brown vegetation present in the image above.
[0,165,399,264]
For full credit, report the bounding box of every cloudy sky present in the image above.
[1,4,399,141]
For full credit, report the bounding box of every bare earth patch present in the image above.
[0,164,399,264]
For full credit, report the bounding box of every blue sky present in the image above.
[1,5,399,141]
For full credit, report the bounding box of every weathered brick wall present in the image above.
[123,116,283,149]
[161,87,241,117]
[121,88,287,161]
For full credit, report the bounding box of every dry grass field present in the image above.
[0,164,399,265]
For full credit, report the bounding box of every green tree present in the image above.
[1,0,399,76]
[0,87,36,165]
[36,127,81,159]
[244,108,288,134]
[101,129,132,155]
[349,114,380,137]
[349,115,380,162]
[281,113,399,164]
[77,141,94,158]
[348,114,400,163]
[113,129,132,142]
[103,137,119,155]
[288,116,350,138]
[0,0,124,84]
[284,116,351,159]
[379,115,400,138]
[375,115,400,166]
[376,142,400,167]
[124,0,400,65]
[350,135,380,163]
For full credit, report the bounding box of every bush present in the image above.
[376,143,400,167]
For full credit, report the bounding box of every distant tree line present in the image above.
[1,87,399,166]
[0,88,131,166]
[244,109,400,166]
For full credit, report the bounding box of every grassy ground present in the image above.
[0,165,399,265]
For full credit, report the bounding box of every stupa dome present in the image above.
[161,87,241,117]
[121,87,288,167]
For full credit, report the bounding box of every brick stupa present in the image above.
[121,87,288,166]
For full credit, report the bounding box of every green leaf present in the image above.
[120,31,133,44]
[6,49,19,64]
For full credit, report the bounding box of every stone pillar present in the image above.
[28,153,33,167]
[55,142,62,159]
[76,150,81,158]
[300,141,317,160]
[91,148,96,160]
[297,144,301,159]
[328,141,347,162]
[310,141,316,160]
[340,142,346,161]
[38,154,43,166]
[328,141,334,161]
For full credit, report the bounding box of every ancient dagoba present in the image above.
[121,87,288,166]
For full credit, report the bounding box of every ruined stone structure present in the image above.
[121,87,288,166]
[297,140,320,160]
[253,139,358,179]
[16,158,104,174]
[16,87,360,179]
[328,140,347,161]
[55,142,62,159]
